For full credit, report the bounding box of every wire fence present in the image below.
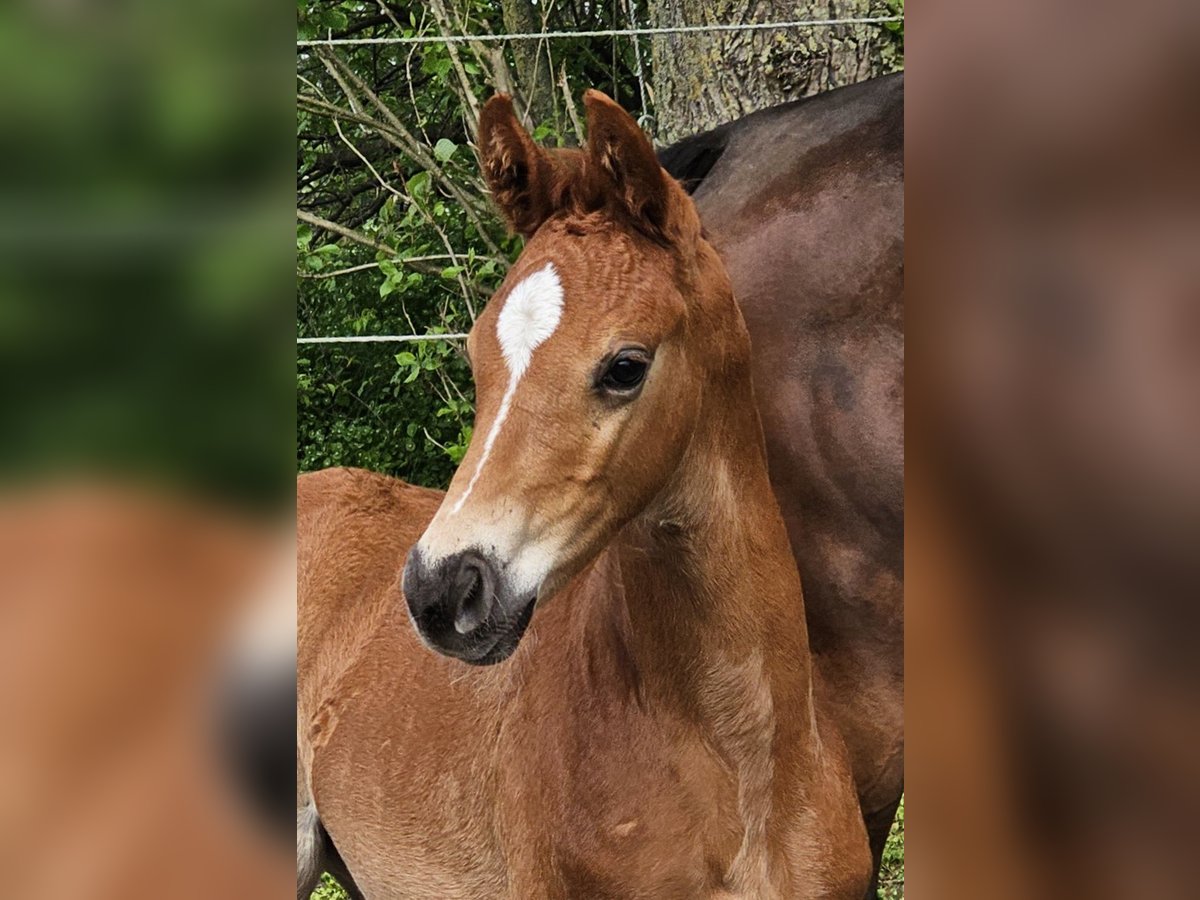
[297,334,468,345]
[297,12,903,347]
[296,17,903,48]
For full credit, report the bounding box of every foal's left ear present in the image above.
[478,94,562,238]
[583,90,672,237]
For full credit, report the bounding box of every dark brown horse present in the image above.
[298,91,872,898]
[659,73,904,891]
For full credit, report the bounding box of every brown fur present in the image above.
[298,92,871,898]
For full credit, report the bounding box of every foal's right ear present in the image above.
[478,95,560,238]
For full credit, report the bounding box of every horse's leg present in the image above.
[862,792,903,899]
[297,804,367,900]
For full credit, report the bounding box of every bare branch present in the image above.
[297,255,481,281]
[426,0,482,140]
[315,48,503,258]
[297,209,422,269]
[559,64,585,144]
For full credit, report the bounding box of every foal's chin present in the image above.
[421,595,537,666]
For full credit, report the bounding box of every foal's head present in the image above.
[403,91,748,664]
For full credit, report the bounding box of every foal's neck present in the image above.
[610,362,816,753]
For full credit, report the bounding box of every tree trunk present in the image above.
[648,0,897,144]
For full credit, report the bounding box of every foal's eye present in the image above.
[599,350,650,394]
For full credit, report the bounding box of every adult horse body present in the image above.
[659,73,904,875]
[298,92,871,898]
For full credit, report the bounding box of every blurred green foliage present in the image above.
[1,0,293,509]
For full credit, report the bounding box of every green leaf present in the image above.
[433,138,457,162]
[316,9,348,31]
[406,170,431,200]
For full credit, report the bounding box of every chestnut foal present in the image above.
[298,91,870,899]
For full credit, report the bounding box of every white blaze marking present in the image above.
[450,263,563,515]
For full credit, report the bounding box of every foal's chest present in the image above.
[497,705,750,899]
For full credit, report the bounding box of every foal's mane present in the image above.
[656,125,736,196]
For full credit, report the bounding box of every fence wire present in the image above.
[298,334,469,345]
[297,16,903,48]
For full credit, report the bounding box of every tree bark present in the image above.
[648,0,897,144]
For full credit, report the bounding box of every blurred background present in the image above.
[907,1,1200,898]
[0,0,294,896]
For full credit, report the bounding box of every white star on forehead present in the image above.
[495,264,564,379]
[451,263,564,514]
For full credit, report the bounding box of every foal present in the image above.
[298,91,870,898]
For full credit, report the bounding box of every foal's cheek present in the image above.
[610,412,682,504]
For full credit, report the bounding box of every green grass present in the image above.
[312,874,347,899]
[312,796,904,899]
[878,795,906,899]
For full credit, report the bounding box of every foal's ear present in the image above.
[583,90,671,236]
[478,94,560,238]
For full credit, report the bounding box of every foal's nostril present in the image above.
[403,547,501,648]
[452,558,494,635]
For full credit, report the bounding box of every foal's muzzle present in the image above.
[402,546,535,665]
